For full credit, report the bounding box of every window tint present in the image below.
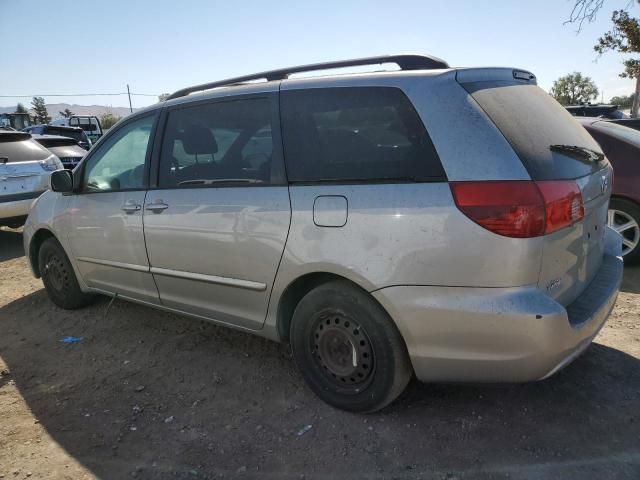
[159,98,275,188]
[281,87,445,182]
[44,126,83,142]
[83,115,154,192]
[464,82,607,180]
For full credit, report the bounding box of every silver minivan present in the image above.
[24,55,623,412]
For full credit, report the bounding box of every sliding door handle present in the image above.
[121,202,141,213]
[146,201,169,213]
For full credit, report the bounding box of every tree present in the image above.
[158,93,170,102]
[595,10,640,117]
[610,93,635,108]
[550,72,599,105]
[15,103,27,114]
[566,1,640,31]
[31,96,50,124]
[100,112,121,130]
[59,108,74,118]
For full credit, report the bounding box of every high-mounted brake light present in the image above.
[450,180,584,238]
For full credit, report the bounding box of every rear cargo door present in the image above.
[459,73,613,305]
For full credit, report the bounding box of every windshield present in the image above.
[462,82,608,180]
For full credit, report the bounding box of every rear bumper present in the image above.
[0,194,43,224]
[372,228,623,383]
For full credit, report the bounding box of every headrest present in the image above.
[180,124,218,155]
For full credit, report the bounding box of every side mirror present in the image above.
[50,169,74,193]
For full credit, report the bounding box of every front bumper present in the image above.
[372,229,624,383]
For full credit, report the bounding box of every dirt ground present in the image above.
[0,227,639,480]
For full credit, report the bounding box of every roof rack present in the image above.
[166,54,449,100]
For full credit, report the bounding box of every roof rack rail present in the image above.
[166,54,449,100]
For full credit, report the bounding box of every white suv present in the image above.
[0,131,62,227]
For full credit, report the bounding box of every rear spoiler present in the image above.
[455,67,537,85]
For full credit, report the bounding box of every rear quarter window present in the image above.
[463,82,607,180]
[281,87,445,183]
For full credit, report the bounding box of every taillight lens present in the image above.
[450,180,584,238]
[536,181,584,234]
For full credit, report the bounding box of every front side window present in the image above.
[159,98,275,188]
[82,115,154,192]
[281,87,445,182]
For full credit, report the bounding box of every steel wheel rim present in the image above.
[311,312,374,391]
[44,254,67,292]
[608,209,640,256]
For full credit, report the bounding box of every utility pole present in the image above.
[127,84,133,113]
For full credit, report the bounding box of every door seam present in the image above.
[141,190,162,303]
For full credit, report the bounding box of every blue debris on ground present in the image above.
[60,336,83,344]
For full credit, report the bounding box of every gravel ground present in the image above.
[0,227,639,480]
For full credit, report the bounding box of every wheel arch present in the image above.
[610,194,640,206]
[28,228,56,278]
[276,271,400,343]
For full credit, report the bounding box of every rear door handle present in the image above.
[146,201,169,213]
[121,202,141,214]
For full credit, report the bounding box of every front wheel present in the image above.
[290,280,412,413]
[608,198,640,264]
[38,237,95,309]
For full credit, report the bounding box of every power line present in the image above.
[0,92,160,98]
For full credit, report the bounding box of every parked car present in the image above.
[31,135,87,170]
[578,117,640,262]
[0,131,63,228]
[24,124,92,150]
[24,55,623,412]
[566,104,628,119]
[603,117,640,131]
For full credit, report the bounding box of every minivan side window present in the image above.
[158,98,275,188]
[281,87,445,182]
[82,115,154,192]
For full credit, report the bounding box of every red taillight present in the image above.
[450,180,584,238]
[536,181,584,234]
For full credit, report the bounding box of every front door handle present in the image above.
[121,202,141,214]
[146,200,169,213]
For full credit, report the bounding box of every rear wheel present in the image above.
[38,237,94,309]
[290,280,412,413]
[608,198,640,264]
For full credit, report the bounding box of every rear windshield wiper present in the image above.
[550,144,605,163]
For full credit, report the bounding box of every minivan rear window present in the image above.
[281,87,445,183]
[463,82,607,180]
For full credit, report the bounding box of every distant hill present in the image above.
[0,103,140,120]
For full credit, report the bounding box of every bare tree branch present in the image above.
[565,0,637,32]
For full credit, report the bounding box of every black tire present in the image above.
[609,198,640,264]
[38,237,94,309]
[290,280,412,413]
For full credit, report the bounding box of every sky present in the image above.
[1,0,638,110]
